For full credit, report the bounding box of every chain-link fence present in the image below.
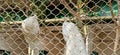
[0,0,120,55]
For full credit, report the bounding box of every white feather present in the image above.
[62,18,87,55]
[22,15,42,55]
[0,36,10,51]
[22,15,39,35]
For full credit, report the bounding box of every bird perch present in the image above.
[108,0,120,55]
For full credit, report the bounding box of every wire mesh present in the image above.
[0,0,119,55]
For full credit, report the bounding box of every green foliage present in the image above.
[39,50,48,55]
[0,50,10,55]
[82,0,118,17]
[0,10,27,22]
[91,51,98,55]
[30,0,73,19]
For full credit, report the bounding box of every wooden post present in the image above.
[113,0,120,55]
[84,25,89,55]
[108,0,115,17]
[108,0,119,55]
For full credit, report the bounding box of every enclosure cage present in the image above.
[0,0,120,55]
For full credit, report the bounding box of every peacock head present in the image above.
[33,14,38,19]
[64,17,72,22]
